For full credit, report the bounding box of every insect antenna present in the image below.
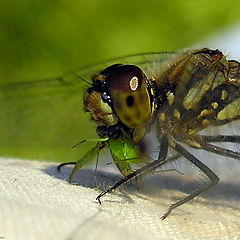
[72,140,87,148]
[74,73,93,86]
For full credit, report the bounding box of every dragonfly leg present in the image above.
[201,135,240,143]
[197,138,240,160]
[96,134,169,204]
[160,141,219,220]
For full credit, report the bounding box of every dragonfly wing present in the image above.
[0,73,95,161]
[0,52,178,162]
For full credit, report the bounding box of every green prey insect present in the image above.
[58,131,150,183]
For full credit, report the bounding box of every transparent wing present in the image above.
[0,52,177,162]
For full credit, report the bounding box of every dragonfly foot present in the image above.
[160,208,172,220]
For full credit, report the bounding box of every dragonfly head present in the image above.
[84,64,155,142]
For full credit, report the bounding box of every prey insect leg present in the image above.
[57,162,77,172]
[96,134,169,203]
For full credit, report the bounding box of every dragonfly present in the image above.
[0,48,240,219]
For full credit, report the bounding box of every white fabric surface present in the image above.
[0,157,239,240]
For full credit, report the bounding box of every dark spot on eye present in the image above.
[126,96,134,107]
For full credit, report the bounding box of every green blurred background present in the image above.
[1,0,240,85]
[1,0,240,162]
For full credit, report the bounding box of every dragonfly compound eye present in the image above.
[84,90,118,127]
[107,65,152,129]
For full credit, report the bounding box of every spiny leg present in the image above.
[151,153,183,175]
[57,155,99,173]
[96,134,169,203]
[201,135,240,143]
[198,140,240,160]
[161,141,219,220]
[57,143,102,173]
